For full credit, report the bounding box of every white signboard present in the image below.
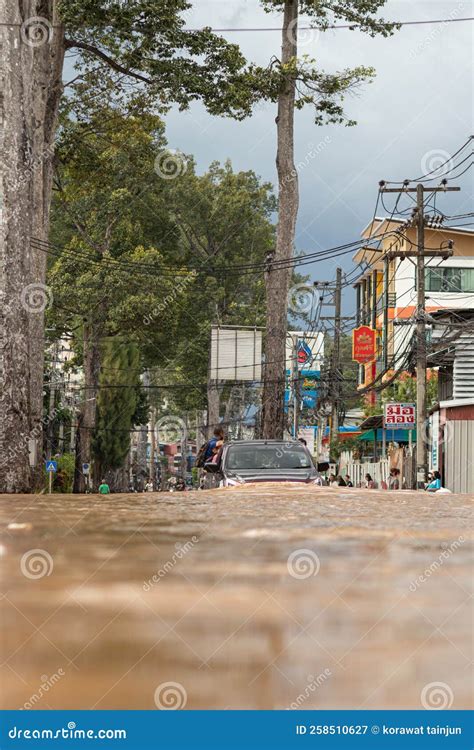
[210,327,262,381]
[430,410,440,472]
[285,332,324,372]
[384,402,416,429]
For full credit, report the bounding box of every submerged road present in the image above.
[0,485,472,710]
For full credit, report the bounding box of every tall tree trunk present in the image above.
[0,0,64,492]
[73,324,101,492]
[261,0,299,440]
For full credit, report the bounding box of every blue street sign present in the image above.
[45,460,57,473]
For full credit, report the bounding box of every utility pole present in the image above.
[149,405,156,484]
[46,341,59,460]
[291,335,300,437]
[181,413,188,479]
[380,181,460,488]
[415,183,427,489]
[329,268,342,449]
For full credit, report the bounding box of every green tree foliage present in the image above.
[381,372,438,411]
[258,1,399,125]
[47,103,278,468]
[60,0,262,119]
[92,339,144,474]
[152,160,278,414]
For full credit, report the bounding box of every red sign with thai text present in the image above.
[384,403,416,429]
[352,325,377,364]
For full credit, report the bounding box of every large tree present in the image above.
[47,104,277,483]
[0,0,260,492]
[259,0,398,438]
[92,339,145,491]
[161,160,276,434]
[48,103,186,489]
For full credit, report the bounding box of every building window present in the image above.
[425,267,474,293]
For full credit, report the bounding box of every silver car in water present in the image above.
[205,439,322,487]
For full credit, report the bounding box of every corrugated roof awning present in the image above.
[357,415,383,432]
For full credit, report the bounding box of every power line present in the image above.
[382,136,473,184]
[185,17,474,32]
[3,16,473,30]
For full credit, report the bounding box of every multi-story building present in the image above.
[353,217,474,390]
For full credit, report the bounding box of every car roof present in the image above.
[225,440,302,446]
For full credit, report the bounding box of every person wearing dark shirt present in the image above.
[204,426,225,461]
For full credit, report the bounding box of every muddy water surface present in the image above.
[0,486,472,710]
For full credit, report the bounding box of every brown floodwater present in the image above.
[0,485,472,710]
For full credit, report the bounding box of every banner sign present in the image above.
[286,332,324,373]
[430,410,440,471]
[210,326,262,382]
[384,402,416,429]
[352,326,377,364]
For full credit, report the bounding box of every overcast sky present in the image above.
[164,0,473,309]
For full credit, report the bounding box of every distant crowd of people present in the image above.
[326,468,447,492]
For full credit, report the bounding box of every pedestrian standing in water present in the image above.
[98,479,110,495]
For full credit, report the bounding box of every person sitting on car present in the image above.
[204,426,225,462]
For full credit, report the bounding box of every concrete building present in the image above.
[428,309,474,493]
[352,218,474,493]
[353,218,474,390]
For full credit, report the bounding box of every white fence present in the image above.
[342,458,390,489]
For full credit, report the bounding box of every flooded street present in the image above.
[0,486,472,710]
